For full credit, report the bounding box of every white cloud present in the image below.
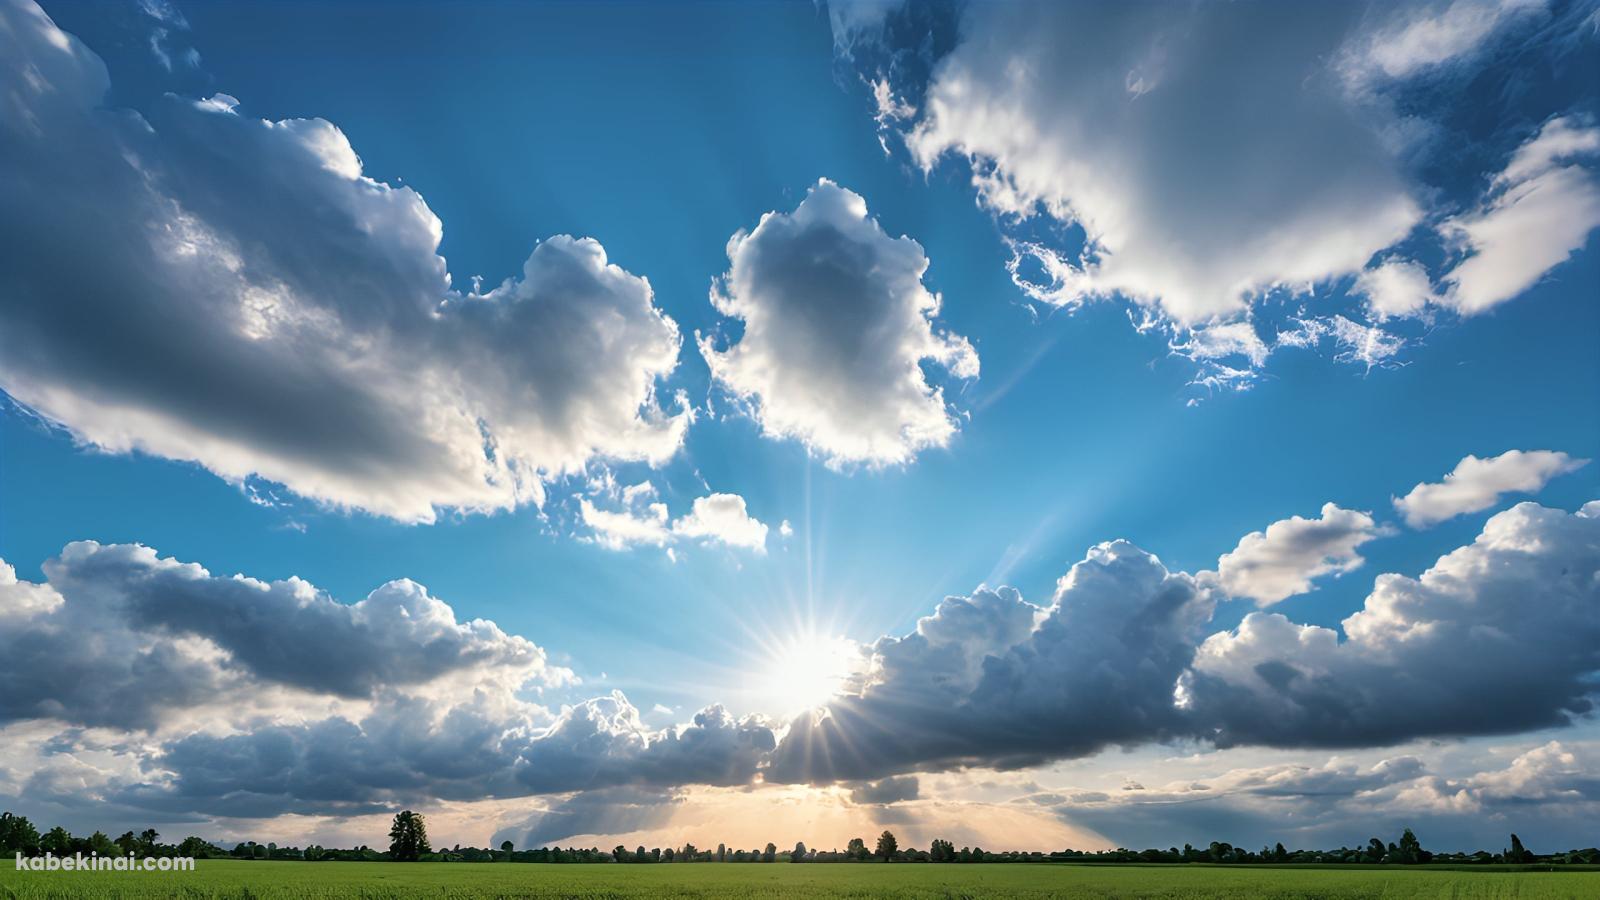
[582,490,770,553]
[700,179,977,467]
[1353,258,1439,319]
[672,493,769,552]
[1394,449,1588,527]
[0,0,688,523]
[1212,503,1389,607]
[1440,117,1600,314]
[1342,0,1547,83]
[905,2,1422,326]
[580,497,672,549]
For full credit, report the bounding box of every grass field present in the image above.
[3,860,1599,899]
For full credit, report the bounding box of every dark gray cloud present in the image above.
[767,541,1214,782]
[494,787,680,848]
[117,694,772,818]
[0,541,559,730]
[770,501,1600,785]
[1185,501,1600,748]
[849,775,920,805]
[0,0,686,523]
[1,502,1594,819]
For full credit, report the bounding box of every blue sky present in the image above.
[2,0,1599,853]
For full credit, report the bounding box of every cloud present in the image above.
[1352,259,1439,320]
[767,542,1214,783]
[581,490,770,552]
[699,179,977,466]
[1211,504,1389,606]
[0,0,688,523]
[1439,117,1600,314]
[849,775,920,805]
[0,541,565,731]
[1041,738,1600,853]
[496,787,681,849]
[843,0,1593,391]
[1393,449,1588,527]
[769,498,1599,785]
[903,1,1421,326]
[672,494,770,551]
[1340,0,1547,83]
[1187,501,1600,748]
[3,498,1597,821]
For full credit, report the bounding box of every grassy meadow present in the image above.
[3,860,1599,899]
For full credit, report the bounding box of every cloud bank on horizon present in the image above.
[3,479,1595,825]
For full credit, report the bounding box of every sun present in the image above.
[758,633,862,717]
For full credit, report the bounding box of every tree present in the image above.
[501,839,514,859]
[930,839,955,862]
[876,830,898,861]
[763,842,776,863]
[1508,834,1532,863]
[41,827,71,856]
[717,843,726,862]
[792,841,807,862]
[140,829,159,854]
[0,813,41,856]
[847,837,867,861]
[387,810,431,861]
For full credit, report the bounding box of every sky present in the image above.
[1,0,1598,855]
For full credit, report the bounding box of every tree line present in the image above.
[5,810,1596,867]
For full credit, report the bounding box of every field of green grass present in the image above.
[3,860,1598,899]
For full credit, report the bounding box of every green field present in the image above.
[3,861,1599,899]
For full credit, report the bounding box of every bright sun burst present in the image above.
[758,633,862,716]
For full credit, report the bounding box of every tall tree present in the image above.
[500,839,513,859]
[0,813,40,856]
[762,842,776,863]
[875,830,898,861]
[847,837,867,861]
[387,810,431,862]
[792,841,807,862]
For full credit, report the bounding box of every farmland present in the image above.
[3,860,1598,899]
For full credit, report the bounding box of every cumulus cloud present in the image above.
[767,542,1214,783]
[1352,259,1439,320]
[769,498,1598,785]
[581,489,770,552]
[1393,449,1587,527]
[0,0,688,523]
[3,498,1598,819]
[1187,501,1600,748]
[1211,504,1389,606]
[0,539,777,818]
[0,541,565,731]
[904,2,1421,326]
[1439,117,1600,314]
[700,179,977,466]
